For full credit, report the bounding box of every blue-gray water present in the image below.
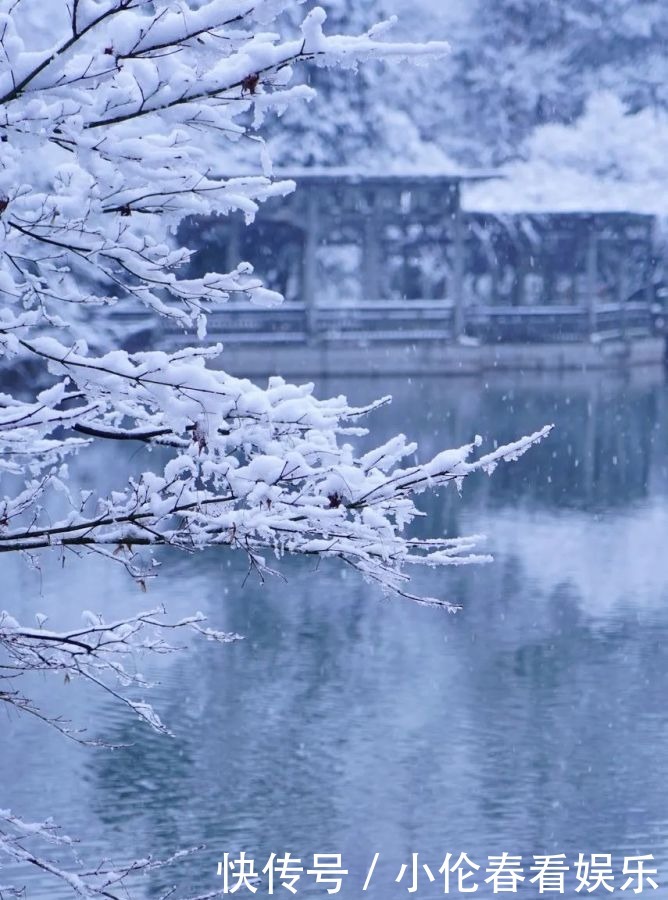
[2,368,668,899]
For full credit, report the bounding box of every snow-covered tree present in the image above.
[0,0,550,894]
[444,0,668,165]
[464,92,668,216]
[247,0,668,169]
[441,0,576,165]
[565,0,668,113]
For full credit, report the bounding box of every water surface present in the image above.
[2,367,668,898]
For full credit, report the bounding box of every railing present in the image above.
[314,300,454,341]
[117,298,662,349]
[466,302,656,343]
[166,299,456,345]
[204,301,307,343]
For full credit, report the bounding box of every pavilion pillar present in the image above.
[543,253,555,306]
[582,389,597,501]
[644,220,655,307]
[302,189,319,339]
[451,188,466,339]
[586,222,598,336]
[491,255,500,305]
[225,215,241,274]
[617,249,629,338]
[513,253,526,307]
[362,189,381,300]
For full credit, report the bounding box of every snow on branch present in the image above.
[0,2,544,896]
[0,605,241,738]
[0,327,553,604]
[0,0,548,706]
[0,808,228,899]
[0,0,449,332]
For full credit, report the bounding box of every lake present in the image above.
[2,366,668,899]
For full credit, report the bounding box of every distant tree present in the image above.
[568,0,668,112]
[445,0,668,164]
[0,0,549,895]
[254,0,668,168]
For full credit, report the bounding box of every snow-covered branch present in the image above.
[0,0,548,715]
[0,605,240,738]
[0,325,552,602]
[0,2,547,896]
[0,0,449,332]
[0,807,230,899]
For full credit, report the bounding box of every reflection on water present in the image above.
[2,367,668,899]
